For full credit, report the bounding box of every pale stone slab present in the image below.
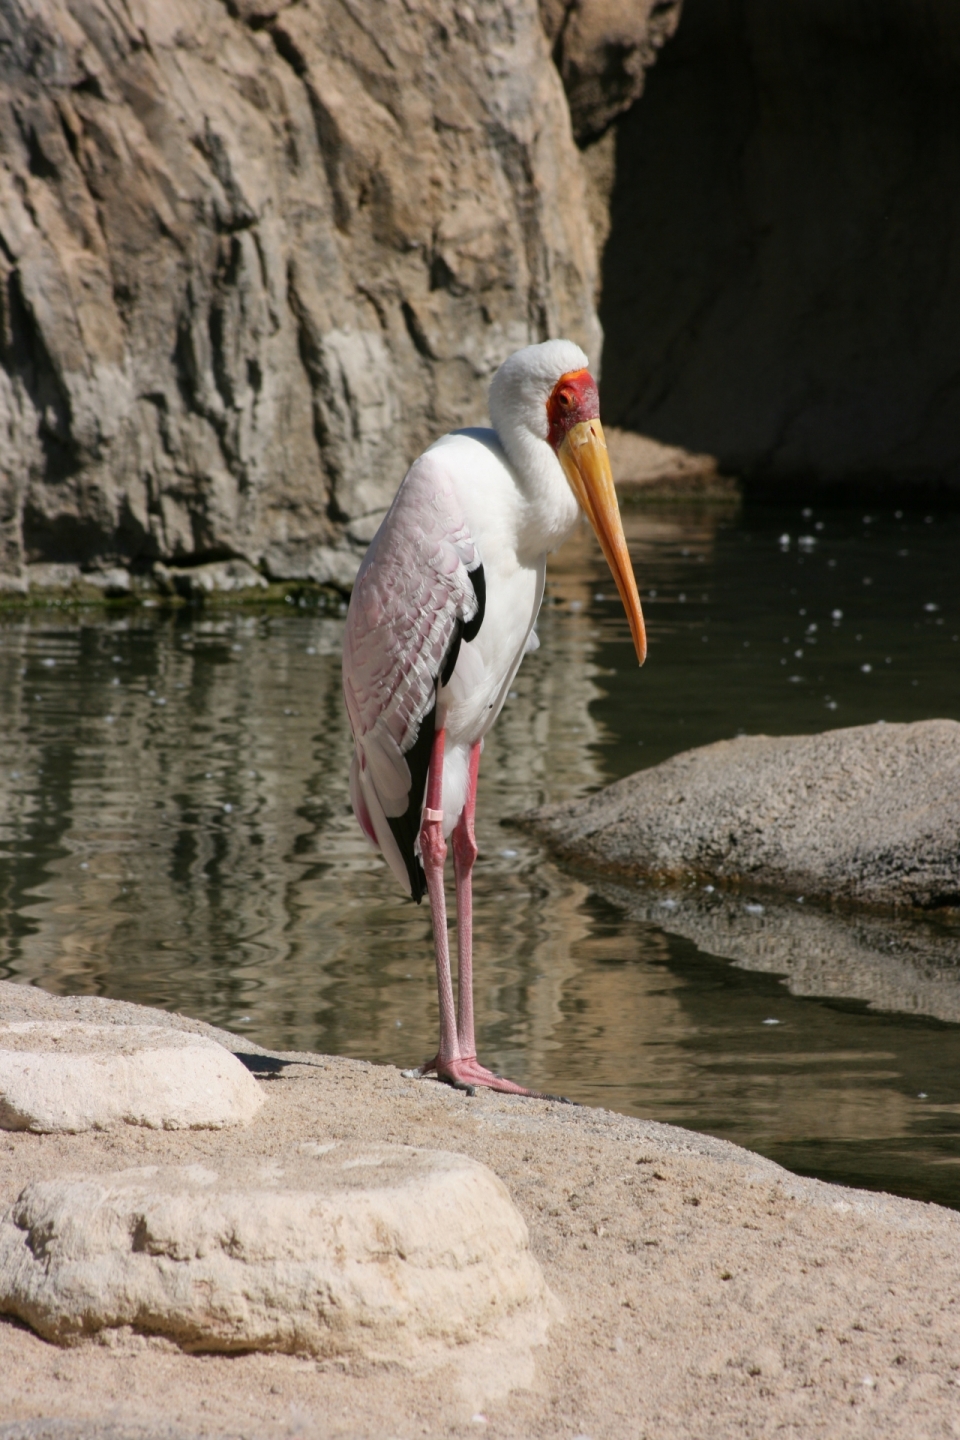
[0,1024,264,1133]
[0,1144,551,1360]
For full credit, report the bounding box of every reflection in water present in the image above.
[602,881,960,1025]
[1,503,959,1207]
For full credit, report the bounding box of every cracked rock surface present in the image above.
[0,1143,551,1358]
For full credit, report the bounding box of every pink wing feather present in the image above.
[342,451,483,896]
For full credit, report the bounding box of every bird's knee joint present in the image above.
[420,820,446,867]
[453,826,478,868]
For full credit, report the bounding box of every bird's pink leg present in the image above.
[418,727,461,1072]
[406,734,566,1100]
[453,740,482,1059]
[440,743,553,1097]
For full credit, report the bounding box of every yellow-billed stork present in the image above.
[342,339,646,1096]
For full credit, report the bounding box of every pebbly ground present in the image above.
[1,983,959,1440]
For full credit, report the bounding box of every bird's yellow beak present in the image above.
[557,419,647,665]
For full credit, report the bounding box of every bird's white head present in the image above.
[488,340,647,666]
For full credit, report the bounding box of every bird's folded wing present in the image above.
[342,454,484,897]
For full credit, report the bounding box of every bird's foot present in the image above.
[401,1054,572,1102]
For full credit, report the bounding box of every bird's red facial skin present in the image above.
[546,369,600,452]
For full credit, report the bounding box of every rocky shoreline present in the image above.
[2,981,959,1438]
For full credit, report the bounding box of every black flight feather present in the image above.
[462,561,485,642]
[387,698,435,903]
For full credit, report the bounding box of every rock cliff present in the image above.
[0,0,609,591]
[539,0,682,144]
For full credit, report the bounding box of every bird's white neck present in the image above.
[497,426,582,562]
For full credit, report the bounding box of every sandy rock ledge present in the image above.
[1,982,959,1438]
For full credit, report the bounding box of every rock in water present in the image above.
[0,1145,551,1358]
[520,720,960,909]
[0,1024,264,1132]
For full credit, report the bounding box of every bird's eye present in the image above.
[558,389,574,409]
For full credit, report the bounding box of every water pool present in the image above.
[1,500,958,1205]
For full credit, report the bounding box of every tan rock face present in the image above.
[0,0,599,587]
[0,1144,552,1357]
[540,0,683,143]
[604,424,734,498]
[521,719,960,909]
[0,1023,264,1132]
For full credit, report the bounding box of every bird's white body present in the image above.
[341,338,645,1095]
[343,343,586,895]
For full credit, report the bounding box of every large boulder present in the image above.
[0,0,600,590]
[520,719,960,909]
[0,1144,551,1357]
